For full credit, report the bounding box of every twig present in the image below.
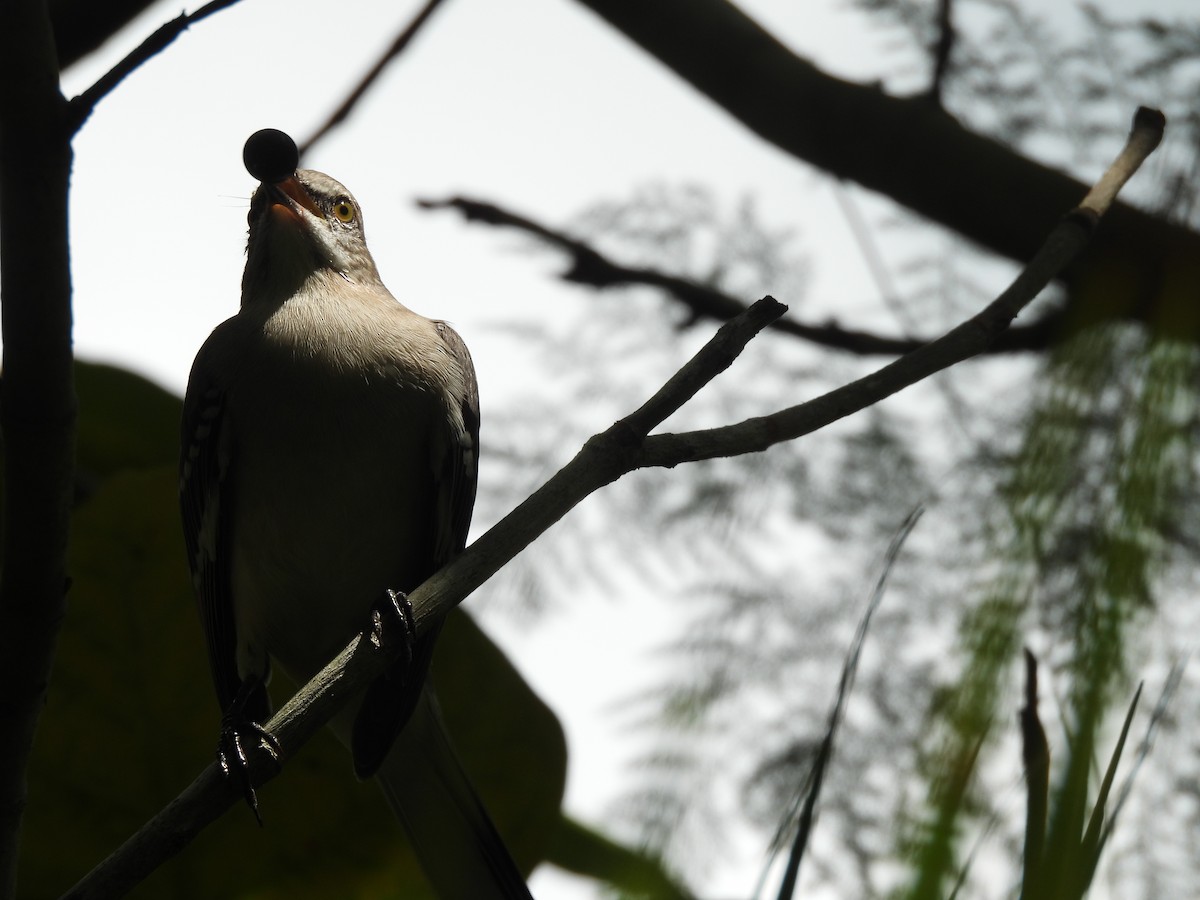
[1080,108,1167,215]
[635,110,1164,468]
[929,0,956,106]
[61,106,1163,899]
[67,0,243,134]
[298,0,449,159]
[418,195,1063,354]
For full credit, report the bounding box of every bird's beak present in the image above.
[265,176,322,222]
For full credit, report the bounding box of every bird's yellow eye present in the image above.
[332,200,355,223]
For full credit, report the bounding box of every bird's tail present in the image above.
[376,689,535,900]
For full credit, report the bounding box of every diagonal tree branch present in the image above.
[50,0,160,70]
[61,106,1162,900]
[419,194,1063,354]
[60,300,786,900]
[569,0,1198,326]
[66,0,243,134]
[298,0,450,159]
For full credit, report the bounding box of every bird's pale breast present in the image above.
[226,299,447,685]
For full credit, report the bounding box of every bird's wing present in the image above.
[351,318,482,778]
[179,340,247,716]
[434,319,481,564]
[372,321,536,899]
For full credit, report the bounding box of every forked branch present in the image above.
[62,106,1164,900]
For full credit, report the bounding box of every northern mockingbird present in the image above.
[180,130,531,899]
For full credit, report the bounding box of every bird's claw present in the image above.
[218,685,282,826]
[369,588,417,666]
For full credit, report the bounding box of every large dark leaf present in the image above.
[20,361,568,898]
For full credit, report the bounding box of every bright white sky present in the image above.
[53,0,1189,897]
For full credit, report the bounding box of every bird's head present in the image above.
[242,169,384,307]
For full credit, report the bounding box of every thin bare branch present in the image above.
[637,108,1164,468]
[66,0,243,134]
[930,0,956,106]
[52,0,162,71]
[1080,108,1167,215]
[418,194,1063,355]
[298,0,449,159]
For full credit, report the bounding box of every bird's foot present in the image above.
[368,588,417,666]
[218,679,282,826]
